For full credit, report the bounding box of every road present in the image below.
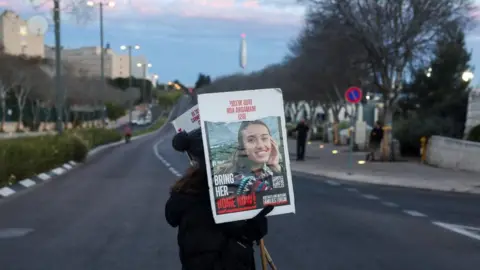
[115,105,165,133]
[0,96,479,269]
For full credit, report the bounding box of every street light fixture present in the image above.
[462,70,474,82]
[87,0,116,127]
[120,44,140,123]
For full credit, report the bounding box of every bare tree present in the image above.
[305,0,475,154]
[29,65,54,131]
[0,54,19,131]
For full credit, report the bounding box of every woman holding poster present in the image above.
[165,129,274,270]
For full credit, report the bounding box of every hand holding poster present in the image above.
[197,88,295,224]
[171,105,200,164]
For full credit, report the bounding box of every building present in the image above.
[44,44,149,79]
[0,10,45,57]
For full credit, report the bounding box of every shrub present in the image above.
[467,124,480,142]
[0,128,121,188]
[105,102,126,121]
[157,91,183,109]
[393,113,458,156]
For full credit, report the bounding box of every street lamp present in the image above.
[462,70,474,82]
[137,63,152,103]
[87,0,116,126]
[151,74,159,102]
[120,44,140,123]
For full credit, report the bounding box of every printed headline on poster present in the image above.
[214,173,256,214]
[191,107,200,124]
[226,99,256,120]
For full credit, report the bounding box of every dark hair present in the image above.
[171,166,208,194]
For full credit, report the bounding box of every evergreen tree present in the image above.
[400,28,472,138]
[194,73,212,89]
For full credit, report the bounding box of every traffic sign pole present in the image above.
[344,87,363,175]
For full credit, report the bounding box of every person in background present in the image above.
[124,124,132,143]
[294,120,309,161]
[366,121,384,161]
[166,129,274,270]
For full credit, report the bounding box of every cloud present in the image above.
[3,0,305,25]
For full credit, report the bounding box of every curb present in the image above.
[0,120,170,200]
[292,168,480,195]
[0,161,78,199]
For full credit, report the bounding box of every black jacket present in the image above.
[165,191,256,270]
[370,127,384,143]
[295,122,310,140]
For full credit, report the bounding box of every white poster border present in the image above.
[198,88,296,224]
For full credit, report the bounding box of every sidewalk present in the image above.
[288,140,480,194]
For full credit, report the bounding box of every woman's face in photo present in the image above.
[241,124,271,164]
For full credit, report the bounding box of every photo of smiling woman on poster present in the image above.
[206,116,288,197]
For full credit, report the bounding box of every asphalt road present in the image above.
[0,96,479,269]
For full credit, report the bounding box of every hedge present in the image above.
[467,124,480,142]
[0,128,122,188]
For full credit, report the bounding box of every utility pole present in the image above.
[128,46,133,123]
[99,2,106,126]
[120,44,140,123]
[53,0,63,134]
[142,65,146,103]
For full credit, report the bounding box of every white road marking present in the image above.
[346,188,359,192]
[0,228,34,238]
[362,194,379,200]
[37,173,50,181]
[433,221,480,241]
[153,136,183,177]
[326,180,341,186]
[403,210,427,217]
[51,167,66,175]
[19,179,36,188]
[0,187,15,197]
[382,201,399,207]
[63,164,73,169]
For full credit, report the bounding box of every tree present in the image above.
[399,27,472,139]
[11,57,49,131]
[305,0,475,158]
[0,54,18,131]
[194,73,212,89]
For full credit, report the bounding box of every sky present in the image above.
[1,0,305,86]
[1,0,480,87]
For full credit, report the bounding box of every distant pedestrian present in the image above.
[366,121,383,161]
[294,120,309,161]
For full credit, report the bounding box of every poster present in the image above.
[197,88,295,224]
[171,105,200,163]
[171,105,200,133]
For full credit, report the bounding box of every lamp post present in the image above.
[120,44,140,123]
[151,74,158,103]
[87,0,115,126]
[52,0,64,133]
[137,63,152,103]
